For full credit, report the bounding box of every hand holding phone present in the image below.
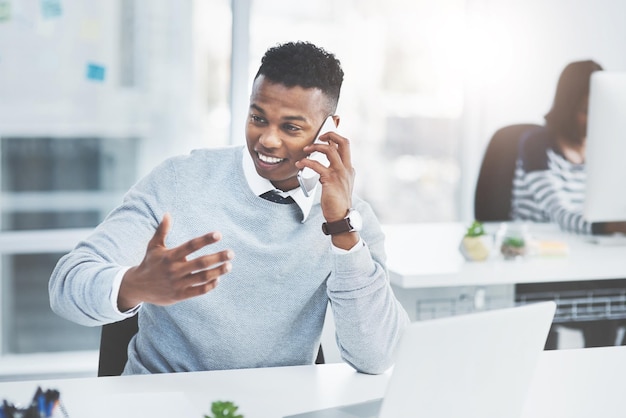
[298,116,336,197]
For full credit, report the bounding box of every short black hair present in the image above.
[544,60,603,141]
[254,41,344,113]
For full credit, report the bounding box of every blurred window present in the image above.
[244,0,465,223]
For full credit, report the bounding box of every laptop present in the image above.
[284,301,556,418]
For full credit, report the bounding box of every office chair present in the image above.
[97,315,139,377]
[474,124,541,222]
[97,314,326,377]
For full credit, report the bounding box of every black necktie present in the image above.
[260,191,295,204]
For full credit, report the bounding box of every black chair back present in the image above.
[474,124,541,222]
[97,314,325,376]
[97,315,138,377]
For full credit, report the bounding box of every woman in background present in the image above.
[512,59,626,235]
[512,60,626,348]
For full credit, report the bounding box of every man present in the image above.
[49,41,409,375]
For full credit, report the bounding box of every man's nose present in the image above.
[259,127,282,148]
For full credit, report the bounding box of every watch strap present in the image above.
[322,217,353,235]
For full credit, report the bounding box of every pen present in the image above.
[1,400,14,418]
[37,392,46,418]
[0,388,62,418]
[45,390,60,417]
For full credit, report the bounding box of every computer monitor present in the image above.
[584,71,626,223]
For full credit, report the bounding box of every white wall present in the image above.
[2,0,624,220]
[0,1,126,135]
[460,0,626,220]
[0,0,202,178]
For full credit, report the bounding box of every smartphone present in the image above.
[298,116,336,197]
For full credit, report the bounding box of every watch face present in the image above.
[348,209,363,232]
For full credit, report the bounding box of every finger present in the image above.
[312,133,352,170]
[297,152,331,174]
[182,277,221,299]
[186,259,232,286]
[302,140,341,170]
[180,249,234,277]
[325,133,353,170]
[169,231,223,259]
[180,261,232,298]
[148,212,172,249]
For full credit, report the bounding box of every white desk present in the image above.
[383,222,626,288]
[1,347,625,418]
[0,363,388,418]
[382,222,626,323]
[523,346,626,418]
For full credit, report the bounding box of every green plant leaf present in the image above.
[205,401,244,418]
[465,220,485,237]
[503,236,525,247]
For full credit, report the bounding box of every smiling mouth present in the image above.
[257,152,285,165]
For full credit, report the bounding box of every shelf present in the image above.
[0,350,98,382]
[517,287,626,323]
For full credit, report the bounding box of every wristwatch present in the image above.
[322,208,363,235]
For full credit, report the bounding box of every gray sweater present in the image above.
[49,146,409,375]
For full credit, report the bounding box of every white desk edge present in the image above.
[382,222,626,288]
[1,347,626,418]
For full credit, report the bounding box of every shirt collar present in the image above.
[242,148,319,222]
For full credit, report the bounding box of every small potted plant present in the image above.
[459,220,492,261]
[498,223,530,259]
[205,401,244,418]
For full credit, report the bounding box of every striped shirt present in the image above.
[511,126,592,234]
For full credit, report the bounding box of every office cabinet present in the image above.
[392,283,514,322]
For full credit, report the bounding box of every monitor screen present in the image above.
[584,71,626,223]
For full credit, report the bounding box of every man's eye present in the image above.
[250,115,266,124]
[283,124,300,132]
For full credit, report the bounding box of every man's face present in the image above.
[246,75,330,192]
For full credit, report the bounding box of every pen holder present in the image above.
[0,387,66,418]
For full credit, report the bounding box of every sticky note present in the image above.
[86,63,106,82]
[532,240,570,257]
[79,18,101,41]
[41,0,62,19]
[0,0,11,22]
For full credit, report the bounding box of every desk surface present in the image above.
[0,364,387,418]
[524,346,626,417]
[1,347,625,418]
[383,222,626,288]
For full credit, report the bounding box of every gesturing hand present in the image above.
[118,213,234,311]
